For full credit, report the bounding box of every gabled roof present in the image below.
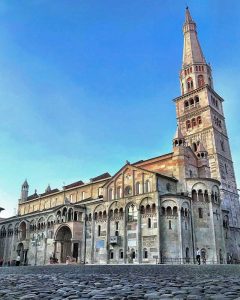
[63,180,84,189]
[27,192,39,201]
[102,162,177,188]
[40,188,60,197]
[90,172,111,182]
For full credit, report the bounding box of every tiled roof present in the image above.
[27,193,39,201]
[90,172,111,182]
[63,181,84,189]
[40,188,60,197]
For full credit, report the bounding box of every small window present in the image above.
[120,250,123,259]
[124,186,132,196]
[185,222,187,230]
[198,208,203,219]
[110,250,114,259]
[98,225,101,236]
[116,221,119,230]
[169,220,172,229]
[148,218,151,229]
[143,248,148,259]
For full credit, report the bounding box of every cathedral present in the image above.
[0,8,239,266]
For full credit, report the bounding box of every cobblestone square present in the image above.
[1,265,240,299]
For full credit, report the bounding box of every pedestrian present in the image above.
[196,248,201,265]
[16,255,20,266]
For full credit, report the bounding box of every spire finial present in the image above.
[185,6,193,23]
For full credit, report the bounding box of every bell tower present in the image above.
[174,8,240,234]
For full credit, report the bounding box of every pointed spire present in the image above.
[185,6,193,23]
[197,142,207,153]
[174,126,184,140]
[45,184,51,193]
[22,179,29,188]
[173,126,185,147]
[182,7,206,66]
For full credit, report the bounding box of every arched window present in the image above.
[128,204,137,222]
[135,182,141,195]
[109,250,114,259]
[173,206,178,216]
[146,204,151,213]
[145,180,150,193]
[109,209,113,218]
[186,120,191,130]
[119,207,124,216]
[117,186,122,199]
[189,98,194,106]
[143,248,148,259]
[198,75,205,87]
[119,249,124,259]
[197,116,202,125]
[166,206,172,216]
[161,207,165,215]
[195,96,200,106]
[148,218,151,228]
[198,208,203,218]
[103,210,107,219]
[184,100,189,109]
[124,186,132,196]
[192,118,196,127]
[114,208,118,217]
[198,190,204,202]
[187,77,193,91]
[192,190,197,201]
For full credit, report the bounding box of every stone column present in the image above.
[157,196,162,264]
[137,208,142,264]
[209,200,217,262]
[106,211,110,264]
[82,214,86,263]
[178,205,183,263]
[91,219,95,263]
[123,211,127,264]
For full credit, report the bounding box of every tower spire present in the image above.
[182,7,205,67]
[180,7,213,95]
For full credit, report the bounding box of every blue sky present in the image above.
[0,0,239,217]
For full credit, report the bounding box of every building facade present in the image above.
[0,8,239,266]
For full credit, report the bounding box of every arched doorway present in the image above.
[55,226,72,263]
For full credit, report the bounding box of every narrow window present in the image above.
[120,250,123,259]
[169,220,172,229]
[98,225,101,236]
[110,250,114,259]
[148,218,151,229]
[185,222,187,230]
[143,248,148,259]
[116,221,119,230]
[198,208,203,219]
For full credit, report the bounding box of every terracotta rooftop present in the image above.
[63,180,84,189]
[40,188,60,197]
[90,172,111,182]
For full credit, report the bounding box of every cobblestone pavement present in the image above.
[1,264,240,299]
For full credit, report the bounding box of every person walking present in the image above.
[196,248,201,265]
[16,255,21,266]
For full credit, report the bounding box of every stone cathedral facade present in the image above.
[0,8,239,266]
